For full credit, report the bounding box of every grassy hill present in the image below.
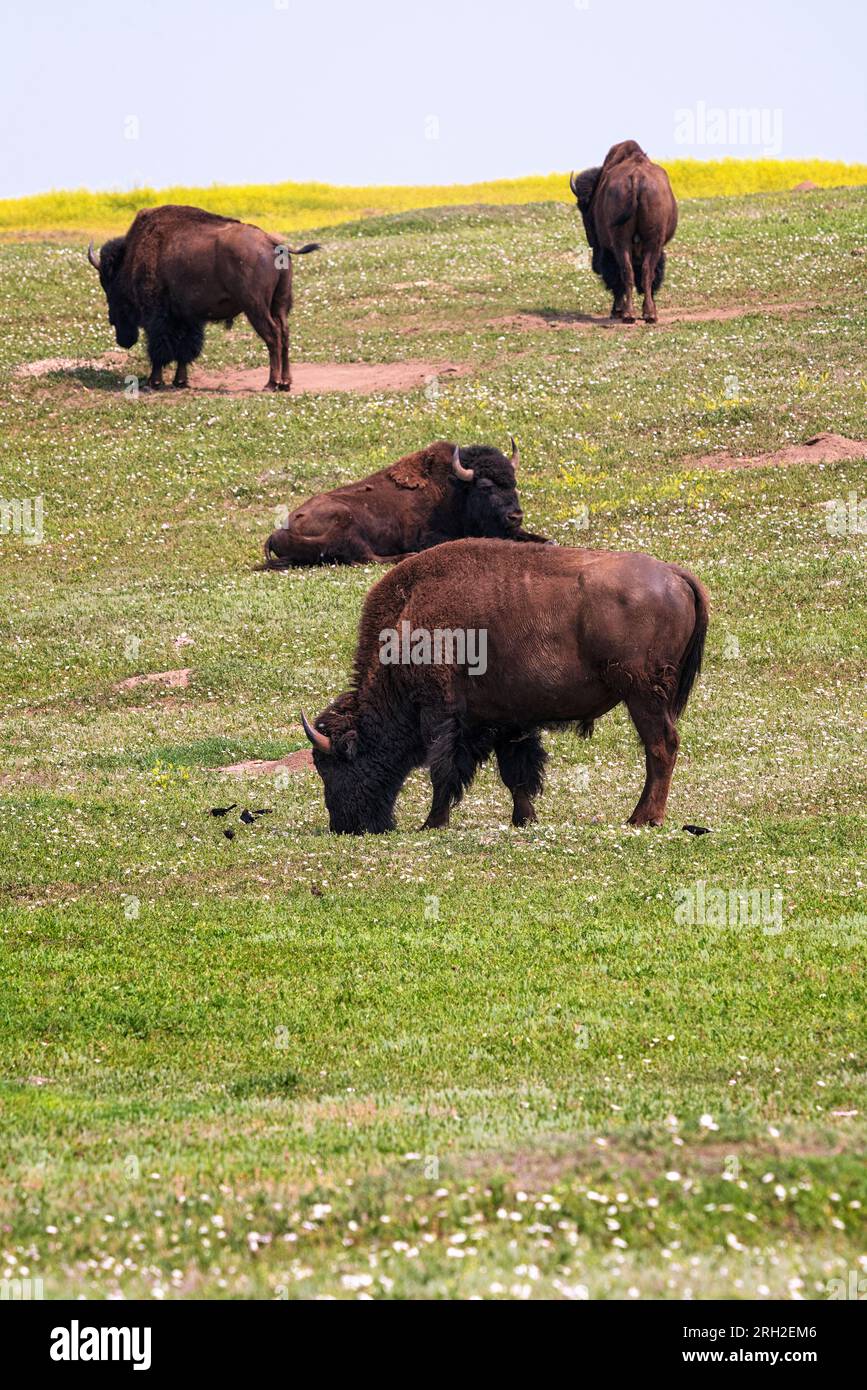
[0,184,865,1298]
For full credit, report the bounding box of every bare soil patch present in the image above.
[687,432,867,471]
[218,749,313,776]
[114,668,191,692]
[15,355,470,397]
[489,301,816,333]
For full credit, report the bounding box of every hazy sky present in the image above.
[2,0,864,197]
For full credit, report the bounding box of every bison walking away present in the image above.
[570,140,678,323]
[87,205,320,390]
[263,438,549,567]
[301,538,709,833]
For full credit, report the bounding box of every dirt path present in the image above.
[13,355,471,397]
[487,301,816,333]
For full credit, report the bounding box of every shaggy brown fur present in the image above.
[263,440,549,568]
[302,539,709,833]
[570,140,678,322]
[88,204,319,390]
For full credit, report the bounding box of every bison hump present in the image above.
[387,449,435,490]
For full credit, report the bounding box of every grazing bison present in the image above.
[301,538,708,833]
[570,140,677,323]
[87,205,320,390]
[263,438,549,567]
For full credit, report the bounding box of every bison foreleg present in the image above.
[495,730,547,827]
[421,715,482,830]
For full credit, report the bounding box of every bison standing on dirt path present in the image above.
[263,438,549,567]
[300,538,709,833]
[570,140,678,323]
[87,205,320,391]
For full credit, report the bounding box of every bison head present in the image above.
[87,237,140,349]
[569,167,602,247]
[301,696,410,834]
[449,439,526,539]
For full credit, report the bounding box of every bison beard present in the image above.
[302,539,709,834]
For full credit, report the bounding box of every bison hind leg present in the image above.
[625,697,680,828]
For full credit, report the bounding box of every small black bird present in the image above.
[210,804,237,817]
[682,824,711,836]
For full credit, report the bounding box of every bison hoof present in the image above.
[172,381,189,390]
[276,382,292,392]
[643,312,658,325]
[621,314,636,325]
[263,380,279,392]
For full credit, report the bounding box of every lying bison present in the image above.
[301,538,708,832]
[263,438,549,567]
[87,205,320,390]
[570,140,677,323]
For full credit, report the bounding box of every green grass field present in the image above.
[1,185,865,1300]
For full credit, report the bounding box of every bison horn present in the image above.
[451,445,474,482]
[301,709,332,754]
[509,434,520,470]
[569,171,579,198]
[87,240,100,271]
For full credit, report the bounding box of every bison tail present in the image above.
[287,242,321,256]
[611,175,638,228]
[669,567,710,719]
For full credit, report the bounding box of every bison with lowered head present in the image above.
[570,140,677,323]
[263,438,549,567]
[301,538,708,833]
[87,205,320,390]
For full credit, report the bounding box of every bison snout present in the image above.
[507,511,523,525]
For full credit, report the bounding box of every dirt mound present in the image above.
[488,302,815,333]
[114,668,191,691]
[687,433,867,471]
[14,355,469,397]
[792,180,819,191]
[218,749,314,776]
